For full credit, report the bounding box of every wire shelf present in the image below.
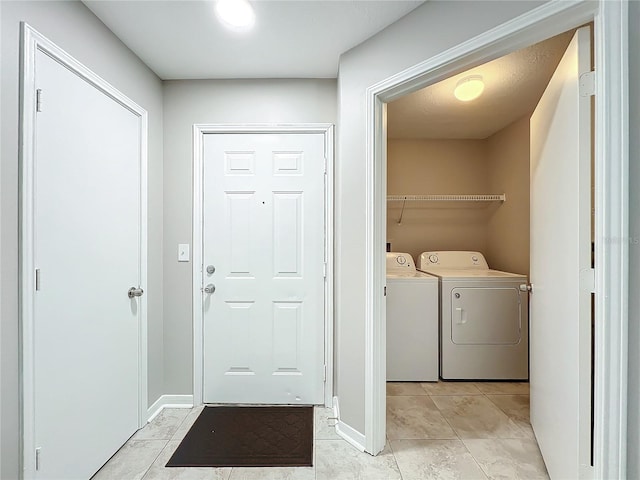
[387,194,506,202]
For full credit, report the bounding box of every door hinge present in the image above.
[36,89,43,112]
[519,283,532,293]
[579,71,595,97]
[384,286,387,296]
[323,365,326,382]
[323,262,327,278]
[35,268,41,291]
[324,157,328,174]
[580,268,596,293]
[35,447,41,471]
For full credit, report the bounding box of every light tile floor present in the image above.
[92,382,549,480]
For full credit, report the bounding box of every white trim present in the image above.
[593,2,629,478]
[335,422,366,453]
[332,395,340,420]
[323,126,336,408]
[332,397,366,452]
[192,125,205,406]
[19,23,149,479]
[364,1,628,477]
[192,123,335,407]
[146,395,194,423]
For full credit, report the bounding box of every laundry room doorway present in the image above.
[364,2,628,479]
[383,26,592,479]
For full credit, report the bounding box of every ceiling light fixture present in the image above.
[215,0,255,30]
[454,75,485,102]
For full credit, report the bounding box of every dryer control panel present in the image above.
[418,251,489,270]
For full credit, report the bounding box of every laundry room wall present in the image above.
[336,0,545,437]
[0,1,165,478]
[386,139,491,261]
[386,118,530,275]
[485,116,530,276]
[161,79,337,396]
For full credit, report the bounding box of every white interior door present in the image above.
[202,132,326,405]
[529,27,593,479]
[32,49,144,479]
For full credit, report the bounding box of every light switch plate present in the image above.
[178,243,190,262]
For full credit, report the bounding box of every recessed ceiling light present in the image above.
[454,75,485,102]
[215,0,255,30]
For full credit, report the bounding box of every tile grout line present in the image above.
[426,391,464,442]
[140,408,195,479]
[459,437,492,480]
[139,437,171,480]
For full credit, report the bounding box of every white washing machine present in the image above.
[386,252,439,381]
[417,251,528,380]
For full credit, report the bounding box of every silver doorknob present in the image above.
[206,265,215,275]
[204,284,216,294]
[128,287,144,298]
[519,284,532,292]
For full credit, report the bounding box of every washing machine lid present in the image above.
[418,251,489,270]
[387,271,437,280]
[386,252,417,274]
[420,268,527,280]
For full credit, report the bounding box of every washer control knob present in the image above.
[429,254,439,264]
[396,255,407,265]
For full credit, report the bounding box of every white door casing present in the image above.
[529,26,593,479]
[364,2,628,478]
[20,25,148,480]
[193,126,333,406]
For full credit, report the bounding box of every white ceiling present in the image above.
[387,30,574,139]
[83,0,425,79]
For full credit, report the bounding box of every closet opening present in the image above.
[383,26,596,478]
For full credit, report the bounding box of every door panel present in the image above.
[451,287,521,345]
[33,51,143,479]
[529,27,592,479]
[203,133,325,404]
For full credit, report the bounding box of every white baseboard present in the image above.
[332,396,366,452]
[146,394,194,423]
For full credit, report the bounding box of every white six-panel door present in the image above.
[29,46,145,479]
[202,132,326,404]
[529,26,593,479]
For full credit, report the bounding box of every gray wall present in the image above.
[628,0,639,476]
[162,79,337,394]
[0,2,164,478]
[335,0,544,435]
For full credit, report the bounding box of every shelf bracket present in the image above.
[397,196,407,224]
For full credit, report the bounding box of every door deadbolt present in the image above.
[206,265,215,275]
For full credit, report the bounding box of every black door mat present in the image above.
[166,405,314,467]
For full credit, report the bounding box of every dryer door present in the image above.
[450,287,522,345]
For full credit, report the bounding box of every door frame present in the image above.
[192,124,335,407]
[19,24,149,478]
[363,1,628,478]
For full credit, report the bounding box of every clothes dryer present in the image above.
[418,251,528,380]
[386,252,439,381]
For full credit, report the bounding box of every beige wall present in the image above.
[386,139,491,262]
[387,117,530,276]
[486,116,530,276]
